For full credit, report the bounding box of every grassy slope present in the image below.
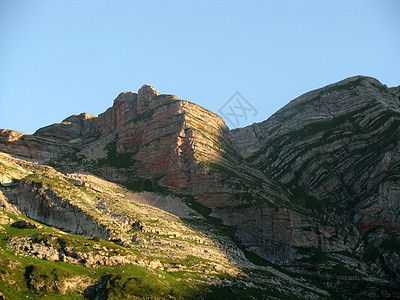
[0,210,225,299]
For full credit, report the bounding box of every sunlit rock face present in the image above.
[1,76,400,297]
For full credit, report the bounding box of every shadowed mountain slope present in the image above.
[1,76,399,299]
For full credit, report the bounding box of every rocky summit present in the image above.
[0,75,399,299]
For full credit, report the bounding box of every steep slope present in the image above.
[0,152,241,271]
[230,75,400,284]
[0,153,334,299]
[0,76,399,298]
[4,85,294,227]
[4,84,352,269]
[231,76,399,214]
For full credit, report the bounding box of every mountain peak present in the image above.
[0,76,399,298]
[63,113,96,123]
[138,84,160,101]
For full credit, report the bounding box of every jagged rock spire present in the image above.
[136,85,161,114]
[138,84,160,101]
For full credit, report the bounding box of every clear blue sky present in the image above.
[1,0,399,133]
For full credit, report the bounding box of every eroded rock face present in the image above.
[7,236,137,266]
[9,179,111,240]
[212,204,358,263]
[229,76,400,278]
[0,153,244,288]
[0,129,71,162]
[34,113,96,142]
[1,78,400,293]
[230,77,400,213]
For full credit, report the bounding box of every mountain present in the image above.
[0,75,399,299]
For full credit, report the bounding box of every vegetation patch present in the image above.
[294,246,333,263]
[51,152,85,167]
[0,211,229,299]
[125,178,169,195]
[84,274,160,300]
[331,264,361,276]
[96,139,136,168]
[25,264,72,292]
[380,237,400,255]
[201,161,245,181]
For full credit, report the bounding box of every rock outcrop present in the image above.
[1,76,399,298]
[229,75,400,281]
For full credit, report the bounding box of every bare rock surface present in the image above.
[1,77,400,298]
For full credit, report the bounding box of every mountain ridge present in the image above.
[1,75,400,299]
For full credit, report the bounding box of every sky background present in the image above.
[1,0,399,133]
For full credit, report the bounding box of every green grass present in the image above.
[25,264,74,292]
[294,246,333,263]
[200,161,243,180]
[199,283,302,300]
[331,264,361,276]
[96,139,136,168]
[0,240,91,299]
[50,152,85,168]
[304,195,333,210]
[84,274,159,299]
[380,237,400,255]
[0,210,241,299]
[124,178,169,195]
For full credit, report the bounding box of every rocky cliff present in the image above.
[1,76,399,299]
[229,75,400,284]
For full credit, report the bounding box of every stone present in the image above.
[0,76,399,298]
[11,220,37,229]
